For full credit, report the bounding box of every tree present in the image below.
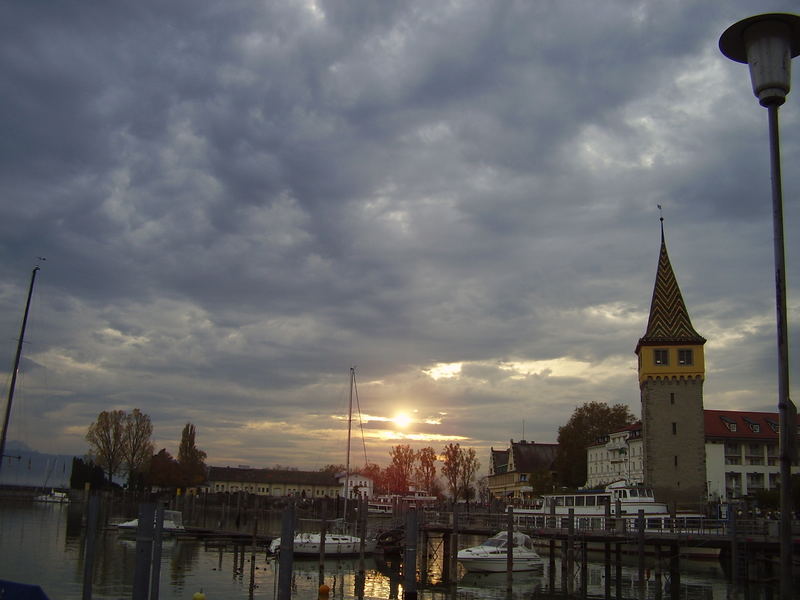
[146,448,182,488]
[320,464,346,475]
[457,446,480,502]
[441,443,462,500]
[177,423,207,487]
[415,446,438,493]
[389,444,417,492]
[85,409,126,484]
[555,401,636,488]
[121,408,154,490]
[70,457,108,490]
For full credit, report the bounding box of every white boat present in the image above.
[33,489,70,504]
[269,532,377,556]
[510,480,720,558]
[117,509,185,534]
[457,531,543,573]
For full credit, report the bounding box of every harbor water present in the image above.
[0,501,782,599]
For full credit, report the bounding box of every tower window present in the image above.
[654,349,669,365]
[674,456,678,467]
[670,393,675,404]
[672,422,677,435]
[678,349,693,365]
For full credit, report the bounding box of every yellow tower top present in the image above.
[635,223,706,383]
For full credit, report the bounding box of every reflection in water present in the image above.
[0,503,784,600]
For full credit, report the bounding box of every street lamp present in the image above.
[720,13,800,598]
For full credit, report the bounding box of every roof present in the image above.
[509,440,558,472]
[490,448,510,474]
[207,466,339,486]
[637,230,705,351]
[704,409,797,440]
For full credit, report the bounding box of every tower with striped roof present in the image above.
[635,222,707,509]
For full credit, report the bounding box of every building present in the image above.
[336,472,373,499]
[586,423,644,488]
[705,409,799,503]
[635,224,707,510]
[487,440,558,503]
[207,466,340,498]
[586,410,800,504]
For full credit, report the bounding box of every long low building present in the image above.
[207,466,340,498]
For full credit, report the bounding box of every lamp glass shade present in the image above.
[744,20,793,106]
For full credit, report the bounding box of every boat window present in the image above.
[597,496,610,505]
[620,490,627,498]
[565,497,574,506]
[629,489,638,497]
[575,496,585,506]
[555,497,564,506]
[585,496,596,506]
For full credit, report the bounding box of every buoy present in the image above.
[318,584,330,598]
[192,591,206,600]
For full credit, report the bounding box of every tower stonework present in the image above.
[635,228,707,510]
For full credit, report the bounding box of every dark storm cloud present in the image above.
[1,1,798,469]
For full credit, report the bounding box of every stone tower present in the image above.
[635,224,707,510]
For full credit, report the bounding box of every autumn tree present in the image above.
[555,401,636,488]
[85,409,126,484]
[441,443,462,501]
[389,444,417,492]
[146,449,182,488]
[320,464,346,475]
[121,408,154,489]
[177,423,207,487]
[359,462,385,494]
[457,446,480,501]
[415,446,438,493]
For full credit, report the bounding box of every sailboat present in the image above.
[269,367,377,557]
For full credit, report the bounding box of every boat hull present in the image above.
[270,533,377,557]
[457,554,544,573]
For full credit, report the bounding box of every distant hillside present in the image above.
[0,441,75,488]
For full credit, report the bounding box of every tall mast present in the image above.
[0,265,41,475]
[344,366,354,519]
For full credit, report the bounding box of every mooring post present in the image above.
[450,502,459,581]
[615,543,622,600]
[358,496,367,574]
[669,542,680,600]
[403,508,418,600]
[319,504,327,587]
[580,541,588,598]
[149,506,164,600]
[277,502,295,600]
[506,506,514,593]
[603,542,611,599]
[81,494,100,600]
[637,509,645,599]
[567,508,575,595]
[132,503,155,600]
[548,539,556,592]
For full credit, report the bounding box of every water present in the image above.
[0,502,781,599]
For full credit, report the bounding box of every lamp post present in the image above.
[720,13,800,598]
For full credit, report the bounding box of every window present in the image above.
[674,456,678,467]
[672,422,677,435]
[654,349,669,365]
[670,393,675,405]
[519,473,528,482]
[678,349,693,365]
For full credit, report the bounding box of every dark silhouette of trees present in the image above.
[177,423,207,487]
[146,449,182,488]
[121,409,154,490]
[389,444,416,492]
[69,457,108,490]
[555,401,636,488]
[85,410,126,484]
[441,443,481,502]
[415,446,438,493]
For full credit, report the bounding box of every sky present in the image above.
[1,1,799,476]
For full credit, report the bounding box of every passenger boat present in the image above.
[457,531,543,573]
[268,532,377,556]
[117,509,185,534]
[511,480,720,558]
[33,489,70,504]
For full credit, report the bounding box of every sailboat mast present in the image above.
[344,366,354,518]
[0,265,41,475]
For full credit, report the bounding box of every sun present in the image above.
[393,412,412,428]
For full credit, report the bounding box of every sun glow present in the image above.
[393,412,412,428]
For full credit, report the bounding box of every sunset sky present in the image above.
[1,1,799,476]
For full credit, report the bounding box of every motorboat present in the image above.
[268,532,377,556]
[457,531,543,573]
[117,509,185,534]
[33,489,70,504]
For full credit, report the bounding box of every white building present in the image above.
[586,424,644,488]
[586,410,799,504]
[337,472,373,499]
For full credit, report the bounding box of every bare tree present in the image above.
[415,446,438,492]
[441,442,461,501]
[85,409,126,484]
[389,444,417,492]
[457,446,480,502]
[121,408,154,489]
